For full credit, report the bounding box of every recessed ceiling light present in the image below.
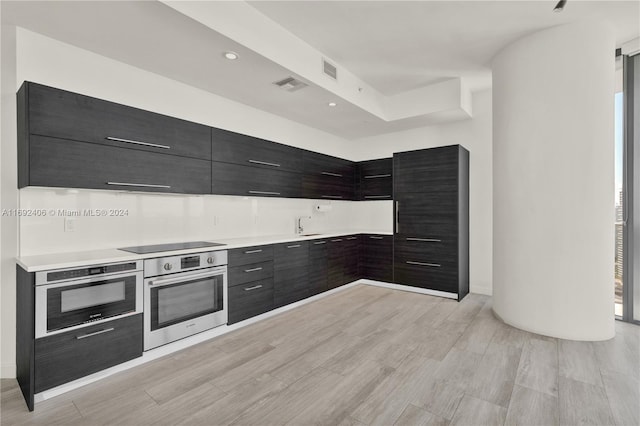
[328,102,337,107]
[223,51,238,60]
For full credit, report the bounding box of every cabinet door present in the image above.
[228,279,275,324]
[26,82,211,160]
[343,235,361,283]
[34,314,142,393]
[394,146,458,193]
[211,162,302,198]
[302,152,356,200]
[211,128,304,172]
[309,239,329,295]
[28,135,211,194]
[394,191,458,238]
[328,238,346,289]
[357,158,393,200]
[362,234,393,282]
[274,241,310,307]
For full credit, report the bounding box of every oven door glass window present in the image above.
[150,274,224,331]
[47,276,137,332]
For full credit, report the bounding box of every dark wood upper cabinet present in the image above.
[211,162,302,198]
[211,128,304,173]
[393,145,469,300]
[357,158,393,201]
[302,151,356,200]
[23,82,211,161]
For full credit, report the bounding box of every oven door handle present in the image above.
[148,270,225,288]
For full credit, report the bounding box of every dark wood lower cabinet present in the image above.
[309,239,329,295]
[228,279,275,324]
[273,241,309,307]
[34,314,143,393]
[361,234,393,282]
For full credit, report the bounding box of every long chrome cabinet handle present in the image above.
[321,171,343,177]
[406,237,442,242]
[406,261,441,267]
[322,195,343,199]
[244,249,262,254]
[364,174,391,179]
[244,267,263,273]
[150,270,222,287]
[313,241,327,245]
[106,136,170,150]
[244,284,263,291]
[76,327,115,340]
[248,191,281,196]
[287,244,301,248]
[248,159,280,168]
[395,201,399,233]
[364,195,391,199]
[346,237,358,240]
[107,182,171,189]
[369,236,384,240]
[331,238,343,242]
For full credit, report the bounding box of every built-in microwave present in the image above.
[35,261,143,338]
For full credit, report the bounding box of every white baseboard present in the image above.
[1,363,16,379]
[360,279,458,299]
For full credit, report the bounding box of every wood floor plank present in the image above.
[467,342,522,407]
[601,369,640,426]
[414,299,459,329]
[515,337,559,397]
[449,394,507,426]
[452,317,500,355]
[504,384,559,426]
[558,340,604,387]
[393,403,436,426]
[558,376,615,426]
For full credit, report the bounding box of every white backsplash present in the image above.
[18,188,392,256]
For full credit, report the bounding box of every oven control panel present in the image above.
[144,250,228,278]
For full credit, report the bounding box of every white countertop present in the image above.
[16,230,392,272]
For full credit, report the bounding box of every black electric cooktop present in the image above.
[118,241,226,254]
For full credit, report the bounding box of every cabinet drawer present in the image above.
[27,83,211,161]
[394,146,459,193]
[274,241,309,269]
[212,162,302,198]
[211,128,303,172]
[228,279,274,324]
[393,260,458,294]
[34,314,142,393]
[228,261,274,287]
[309,239,329,258]
[228,245,274,267]
[27,136,211,194]
[394,238,457,264]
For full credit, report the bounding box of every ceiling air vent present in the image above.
[322,59,337,80]
[273,77,308,92]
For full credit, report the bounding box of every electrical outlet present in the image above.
[64,217,75,232]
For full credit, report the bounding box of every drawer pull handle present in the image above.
[364,174,391,179]
[248,159,281,168]
[244,267,263,273]
[76,327,115,340]
[364,195,392,199]
[248,191,281,196]
[406,237,442,242]
[106,136,170,150]
[313,241,327,245]
[322,195,343,199]
[331,239,343,242]
[244,284,263,291]
[244,249,263,254]
[107,182,171,189]
[287,244,301,248]
[321,171,343,177]
[406,261,441,268]
[346,237,357,240]
[369,236,384,240]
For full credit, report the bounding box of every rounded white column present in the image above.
[492,21,615,340]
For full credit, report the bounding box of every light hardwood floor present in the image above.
[2,285,639,426]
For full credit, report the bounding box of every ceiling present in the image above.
[2,1,638,140]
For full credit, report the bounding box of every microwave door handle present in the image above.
[149,270,224,287]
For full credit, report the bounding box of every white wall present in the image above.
[492,21,615,341]
[347,90,493,296]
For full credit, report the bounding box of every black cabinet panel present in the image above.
[309,239,329,295]
[274,241,309,269]
[393,262,458,294]
[357,158,393,201]
[228,261,274,287]
[343,235,360,283]
[26,82,211,161]
[274,241,310,307]
[302,151,356,200]
[212,161,302,198]
[228,245,274,267]
[28,136,211,194]
[361,234,393,282]
[395,191,458,239]
[34,314,142,393]
[328,237,346,289]
[211,128,304,173]
[394,146,458,193]
[394,239,457,264]
[228,279,275,324]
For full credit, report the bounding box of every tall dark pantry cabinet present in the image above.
[393,145,469,300]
